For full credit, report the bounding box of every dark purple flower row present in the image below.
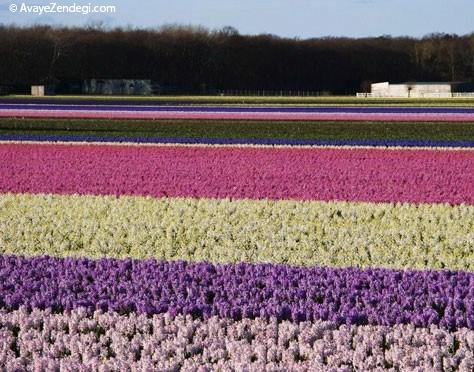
[1,255,473,330]
[2,103,474,113]
[1,133,474,148]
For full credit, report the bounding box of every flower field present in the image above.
[3,103,474,121]
[1,102,474,370]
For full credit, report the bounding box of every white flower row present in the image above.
[1,193,473,270]
[1,307,473,371]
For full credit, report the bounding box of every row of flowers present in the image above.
[2,193,473,271]
[1,143,473,204]
[3,108,474,121]
[2,133,474,149]
[4,103,474,113]
[0,255,474,330]
[1,307,473,371]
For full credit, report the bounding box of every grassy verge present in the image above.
[1,118,474,141]
[3,95,474,106]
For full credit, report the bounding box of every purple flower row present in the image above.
[1,255,474,330]
[2,133,474,148]
[1,307,473,371]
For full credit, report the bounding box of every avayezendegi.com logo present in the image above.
[9,2,116,15]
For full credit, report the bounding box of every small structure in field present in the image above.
[31,85,55,96]
[82,79,152,95]
[369,81,474,98]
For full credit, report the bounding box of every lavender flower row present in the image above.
[2,103,474,113]
[1,255,474,330]
[2,133,474,148]
[1,307,473,371]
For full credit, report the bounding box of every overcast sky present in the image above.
[1,0,473,38]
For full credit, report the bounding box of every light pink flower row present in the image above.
[1,143,473,204]
[2,109,474,121]
[1,308,473,371]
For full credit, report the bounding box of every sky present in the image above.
[0,0,473,38]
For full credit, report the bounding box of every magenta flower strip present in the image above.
[1,143,474,204]
[2,109,474,122]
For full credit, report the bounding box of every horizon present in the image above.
[0,23,472,41]
[0,0,473,39]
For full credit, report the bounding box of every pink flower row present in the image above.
[2,109,474,121]
[1,143,473,204]
[1,308,473,371]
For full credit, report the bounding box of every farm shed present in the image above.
[31,85,55,96]
[370,81,474,98]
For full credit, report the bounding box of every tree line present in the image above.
[1,25,473,94]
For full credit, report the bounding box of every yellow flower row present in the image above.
[1,193,473,271]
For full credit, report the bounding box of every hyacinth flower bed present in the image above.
[3,103,474,121]
[1,104,474,369]
[3,118,474,141]
[2,143,474,204]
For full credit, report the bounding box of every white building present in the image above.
[369,81,474,98]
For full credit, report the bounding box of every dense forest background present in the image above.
[1,25,474,94]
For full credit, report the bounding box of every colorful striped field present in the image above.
[0,104,474,369]
[3,103,474,121]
